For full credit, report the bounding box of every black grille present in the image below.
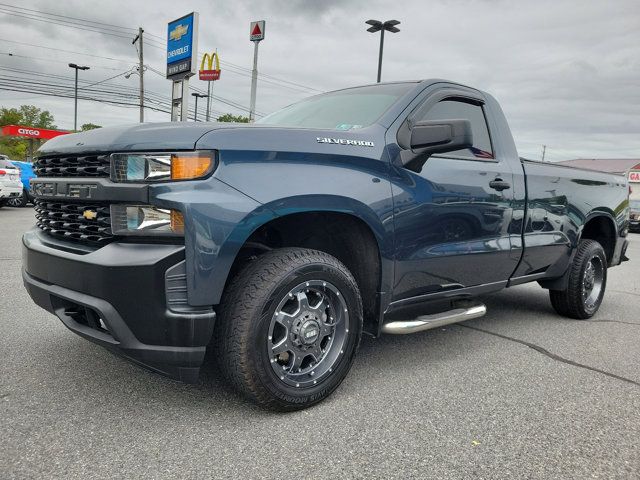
[35,200,115,245]
[34,154,110,177]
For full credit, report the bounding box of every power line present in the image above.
[0,38,135,65]
[0,6,135,37]
[0,52,126,71]
[0,2,138,33]
[0,8,133,40]
[0,73,227,119]
[146,65,264,117]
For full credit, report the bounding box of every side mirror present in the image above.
[403,119,473,172]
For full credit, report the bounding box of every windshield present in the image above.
[630,199,640,209]
[257,83,415,130]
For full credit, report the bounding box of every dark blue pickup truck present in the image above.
[23,80,630,410]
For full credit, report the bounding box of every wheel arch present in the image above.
[540,211,618,291]
[221,202,390,336]
[579,212,617,265]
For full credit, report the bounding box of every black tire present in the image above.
[549,239,607,319]
[214,247,363,411]
[6,189,28,208]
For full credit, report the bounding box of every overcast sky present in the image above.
[0,0,638,161]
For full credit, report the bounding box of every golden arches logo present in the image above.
[199,52,221,81]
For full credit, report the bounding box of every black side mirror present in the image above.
[403,119,473,172]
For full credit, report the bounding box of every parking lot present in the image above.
[1,206,638,479]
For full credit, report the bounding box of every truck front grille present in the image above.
[35,200,115,245]
[34,154,110,178]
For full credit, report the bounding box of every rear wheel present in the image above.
[549,239,607,319]
[214,247,363,410]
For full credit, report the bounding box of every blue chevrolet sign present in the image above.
[166,12,198,79]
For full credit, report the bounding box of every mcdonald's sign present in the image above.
[199,52,221,81]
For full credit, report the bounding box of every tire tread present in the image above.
[213,247,361,410]
[549,239,607,319]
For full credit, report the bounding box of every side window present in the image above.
[418,99,494,160]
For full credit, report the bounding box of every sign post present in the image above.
[166,12,199,121]
[199,51,221,122]
[249,20,265,122]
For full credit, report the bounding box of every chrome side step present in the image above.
[381,304,486,335]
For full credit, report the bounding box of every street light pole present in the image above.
[191,93,208,122]
[365,20,400,83]
[68,63,90,131]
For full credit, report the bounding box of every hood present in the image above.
[38,121,384,159]
[38,122,248,155]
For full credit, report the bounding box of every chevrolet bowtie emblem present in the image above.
[170,24,189,41]
[83,210,98,220]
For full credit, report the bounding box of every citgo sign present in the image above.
[1,124,69,140]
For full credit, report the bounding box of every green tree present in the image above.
[217,113,250,123]
[81,123,102,131]
[18,105,56,129]
[0,105,57,160]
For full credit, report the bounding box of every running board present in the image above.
[381,304,487,335]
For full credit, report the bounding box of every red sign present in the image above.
[199,52,221,81]
[199,70,221,81]
[1,124,69,140]
[629,171,640,183]
[250,20,265,41]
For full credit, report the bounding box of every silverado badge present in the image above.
[317,137,374,147]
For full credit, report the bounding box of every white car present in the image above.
[0,158,23,206]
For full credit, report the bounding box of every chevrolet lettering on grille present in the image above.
[31,182,98,199]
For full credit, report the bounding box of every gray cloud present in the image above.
[0,0,638,160]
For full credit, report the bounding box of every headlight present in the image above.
[110,205,184,236]
[111,151,214,182]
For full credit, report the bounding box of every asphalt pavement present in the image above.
[1,206,638,479]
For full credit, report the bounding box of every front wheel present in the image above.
[214,248,363,410]
[6,189,29,208]
[549,239,607,319]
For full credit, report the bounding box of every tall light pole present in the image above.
[68,63,90,130]
[365,20,400,83]
[191,93,208,122]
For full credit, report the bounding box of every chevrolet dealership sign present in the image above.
[166,12,199,79]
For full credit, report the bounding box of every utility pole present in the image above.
[132,27,144,123]
[365,20,400,83]
[542,145,547,162]
[68,63,90,131]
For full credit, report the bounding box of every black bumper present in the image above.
[22,228,216,383]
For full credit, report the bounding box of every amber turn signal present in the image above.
[171,154,213,180]
[170,210,185,234]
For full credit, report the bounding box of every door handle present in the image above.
[489,179,511,191]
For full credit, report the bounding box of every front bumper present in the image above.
[22,228,216,383]
[629,219,640,232]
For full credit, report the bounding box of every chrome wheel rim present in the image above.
[267,280,349,388]
[6,196,22,207]
[582,256,604,310]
